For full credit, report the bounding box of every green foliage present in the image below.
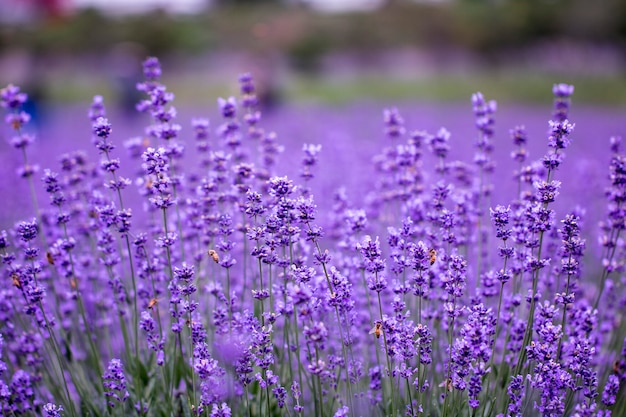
[3,1,626,59]
[287,33,331,73]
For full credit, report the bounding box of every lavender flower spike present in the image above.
[103,359,129,407]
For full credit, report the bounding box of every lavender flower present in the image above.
[16,219,38,242]
[7,370,35,413]
[103,359,129,407]
[1,84,28,112]
[506,375,525,417]
[210,402,232,417]
[602,374,619,406]
[552,83,574,122]
[1,64,625,417]
[43,403,64,417]
[301,143,322,183]
[383,107,405,139]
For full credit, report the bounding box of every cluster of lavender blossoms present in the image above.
[1,59,625,417]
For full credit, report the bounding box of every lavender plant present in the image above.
[0,60,625,417]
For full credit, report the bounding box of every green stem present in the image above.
[162,207,184,402]
[556,263,574,361]
[484,248,509,403]
[242,212,248,305]
[62,223,105,390]
[375,274,395,417]
[406,377,415,416]
[39,302,79,417]
[293,308,306,411]
[442,296,457,417]
[103,149,140,359]
[305,221,355,416]
[257,257,265,326]
[593,228,621,310]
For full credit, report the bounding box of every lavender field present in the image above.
[1,58,625,417]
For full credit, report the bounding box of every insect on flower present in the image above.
[11,273,21,289]
[369,322,383,339]
[208,249,219,263]
[148,298,158,309]
[429,248,437,265]
[438,378,453,392]
[186,319,200,327]
[46,251,55,265]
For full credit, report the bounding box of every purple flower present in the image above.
[16,219,38,242]
[547,119,575,150]
[602,374,619,406]
[490,205,512,242]
[552,83,574,97]
[357,235,385,274]
[383,107,405,139]
[304,321,328,347]
[192,117,210,143]
[451,303,495,403]
[472,91,497,142]
[140,310,164,365]
[0,84,28,109]
[239,73,256,101]
[210,402,232,417]
[195,356,220,380]
[142,147,169,175]
[610,135,621,153]
[443,255,467,298]
[89,94,106,121]
[92,116,112,139]
[174,263,195,284]
[534,180,561,204]
[333,405,350,417]
[301,143,322,181]
[511,125,527,147]
[103,358,129,407]
[142,56,162,80]
[218,97,237,119]
[272,384,287,408]
[9,132,34,149]
[8,370,35,413]
[0,230,7,249]
[552,83,574,122]
[268,176,294,198]
[344,209,368,233]
[429,127,451,160]
[43,403,64,417]
[507,375,525,417]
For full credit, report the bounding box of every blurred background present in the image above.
[0,0,625,229]
[1,0,626,112]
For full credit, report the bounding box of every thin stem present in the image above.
[405,377,415,416]
[442,296,457,417]
[293,308,306,411]
[376,276,395,417]
[556,258,574,360]
[593,228,622,310]
[39,302,79,417]
[102,149,140,359]
[305,221,355,416]
[61,223,105,390]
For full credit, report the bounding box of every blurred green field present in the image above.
[5,1,626,108]
[45,71,626,106]
[282,73,626,105]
